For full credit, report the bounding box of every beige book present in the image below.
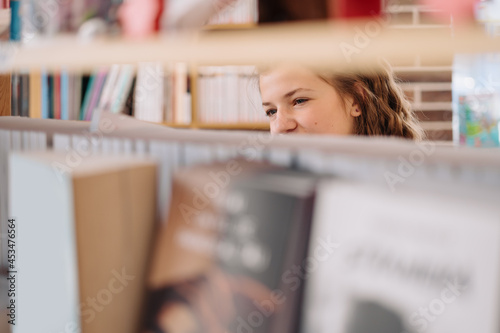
[10,151,158,333]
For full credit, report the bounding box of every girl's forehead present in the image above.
[261,66,324,86]
[259,66,328,94]
[260,64,317,79]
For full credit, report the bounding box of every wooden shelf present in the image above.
[202,23,257,31]
[161,122,269,130]
[4,20,500,72]
[195,122,269,130]
[161,122,192,128]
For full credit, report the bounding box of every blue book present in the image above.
[9,0,21,42]
[41,70,49,119]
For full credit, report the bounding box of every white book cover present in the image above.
[174,62,188,124]
[303,180,500,333]
[10,153,81,333]
[99,64,121,112]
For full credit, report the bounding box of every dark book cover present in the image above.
[142,162,318,333]
[123,76,136,116]
[258,0,327,23]
[48,74,54,119]
[10,73,19,116]
[19,73,29,117]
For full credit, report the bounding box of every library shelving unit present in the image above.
[2,18,500,333]
[1,19,500,131]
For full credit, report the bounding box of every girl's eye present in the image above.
[266,109,277,117]
[294,98,308,105]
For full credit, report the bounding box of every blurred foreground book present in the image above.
[10,151,157,333]
[303,180,500,333]
[143,162,318,333]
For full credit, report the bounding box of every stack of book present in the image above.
[196,65,267,124]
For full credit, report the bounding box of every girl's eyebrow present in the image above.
[262,88,314,106]
[283,88,313,99]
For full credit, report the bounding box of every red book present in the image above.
[54,72,61,119]
[329,0,381,19]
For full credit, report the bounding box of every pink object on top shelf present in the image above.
[118,0,161,38]
[420,0,478,23]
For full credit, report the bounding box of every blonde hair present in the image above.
[323,65,424,141]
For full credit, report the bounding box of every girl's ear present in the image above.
[349,83,365,118]
[345,95,362,118]
[350,103,362,118]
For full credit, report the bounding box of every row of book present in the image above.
[196,65,267,124]
[10,64,270,125]
[207,0,258,26]
[10,63,193,124]
[2,114,500,332]
[10,66,135,120]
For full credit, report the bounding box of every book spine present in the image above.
[41,70,48,119]
[29,70,41,118]
[71,74,82,120]
[9,0,20,41]
[10,73,18,116]
[98,64,120,112]
[48,74,54,118]
[61,71,69,120]
[80,73,95,120]
[84,70,106,121]
[110,65,134,114]
[20,73,29,117]
[53,72,61,119]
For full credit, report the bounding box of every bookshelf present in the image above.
[2,2,500,332]
[3,19,499,132]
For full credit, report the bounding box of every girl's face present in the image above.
[259,65,360,135]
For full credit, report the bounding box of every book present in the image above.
[196,66,266,124]
[40,70,49,119]
[10,151,159,333]
[143,163,318,333]
[9,0,20,41]
[302,179,500,333]
[53,71,61,119]
[134,62,164,123]
[10,72,18,116]
[98,64,120,112]
[80,71,96,120]
[71,73,82,120]
[110,64,135,114]
[84,69,107,121]
[47,74,54,118]
[61,70,70,120]
[29,70,41,118]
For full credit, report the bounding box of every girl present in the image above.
[259,63,424,140]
